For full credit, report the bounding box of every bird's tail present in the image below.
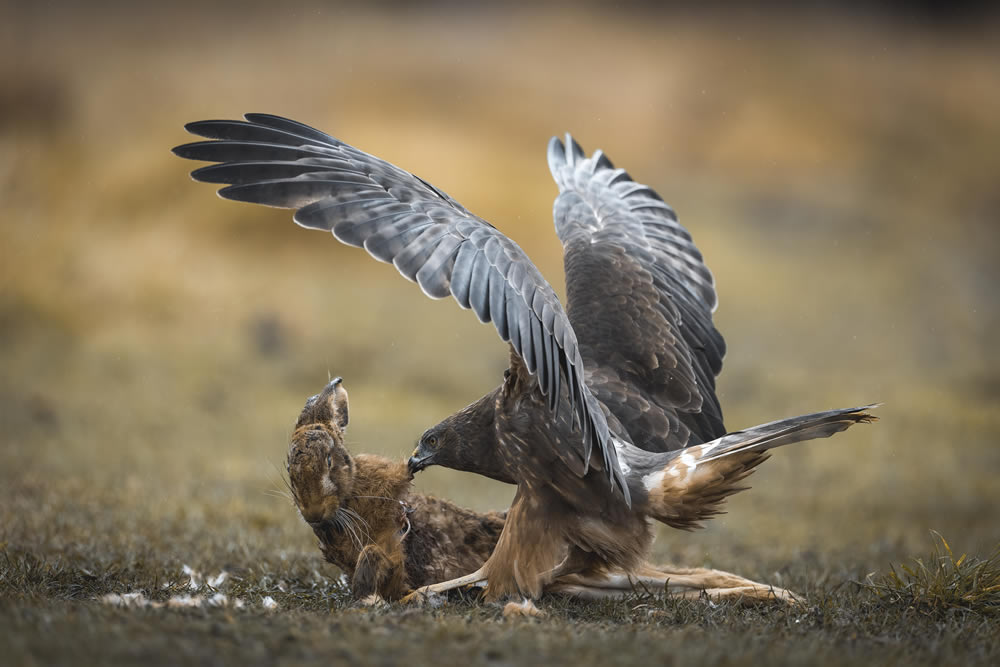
[633,405,878,529]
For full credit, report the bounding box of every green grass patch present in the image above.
[864,532,1000,618]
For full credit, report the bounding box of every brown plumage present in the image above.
[176,115,878,604]
[288,378,798,606]
[410,351,875,600]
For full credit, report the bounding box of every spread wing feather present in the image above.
[548,135,727,453]
[174,114,629,504]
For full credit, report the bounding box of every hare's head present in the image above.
[287,377,355,527]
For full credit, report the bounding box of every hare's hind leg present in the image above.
[638,564,800,604]
[548,564,799,604]
[631,563,799,602]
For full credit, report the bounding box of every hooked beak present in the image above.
[407,444,434,477]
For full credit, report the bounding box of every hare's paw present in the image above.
[502,598,545,618]
[678,584,803,606]
[399,588,446,607]
[356,593,388,608]
[742,585,803,606]
[399,589,425,605]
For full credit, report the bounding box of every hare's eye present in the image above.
[326,453,333,467]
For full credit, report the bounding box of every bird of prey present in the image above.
[174,114,876,602]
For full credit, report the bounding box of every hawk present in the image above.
[174,114,875,602]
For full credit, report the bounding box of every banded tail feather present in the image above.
[617,405,878,529]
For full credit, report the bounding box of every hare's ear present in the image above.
[332,384,349,430]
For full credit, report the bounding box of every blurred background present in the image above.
[1,1,998,578]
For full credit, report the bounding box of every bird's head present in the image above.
[407,388,515,484]
[407,423,460,476]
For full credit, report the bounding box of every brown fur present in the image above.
[287,379,504,601]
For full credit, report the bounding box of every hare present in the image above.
[287,377,505,602]
[288,378,797,606]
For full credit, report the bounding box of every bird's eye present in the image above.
[426,435,437,447]
[326,453,333,467]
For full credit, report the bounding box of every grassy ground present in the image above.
[2,3,999,665]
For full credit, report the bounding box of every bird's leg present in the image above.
[399,567,488,604]
[541,551,585,581]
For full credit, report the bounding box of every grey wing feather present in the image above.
[548,134,727,453]
[174,114,629,504]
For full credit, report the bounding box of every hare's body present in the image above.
[289,379,796,605]
[311,453,504,600]
[287,378,503,601]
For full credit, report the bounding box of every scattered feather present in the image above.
[208,571,229,589]
[182,564,201,590]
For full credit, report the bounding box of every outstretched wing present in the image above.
[174,114,629,504]
[547,135,726,453]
